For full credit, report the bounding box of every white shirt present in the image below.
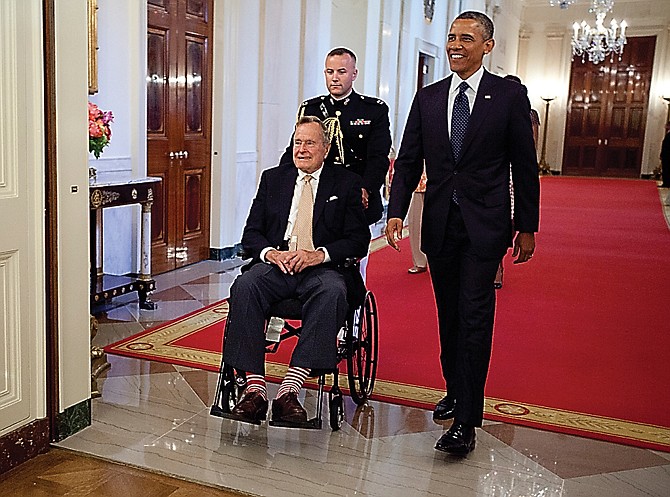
[447,65,485,139]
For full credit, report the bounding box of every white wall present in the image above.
[55,0,93,411]
[89,0,148,274]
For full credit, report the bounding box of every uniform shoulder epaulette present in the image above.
[358,94,388,107]
[300,95,326,107]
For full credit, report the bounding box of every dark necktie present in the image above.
[451,82,470,204]
[451,81,470,162]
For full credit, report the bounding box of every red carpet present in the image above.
[105,177,670,451]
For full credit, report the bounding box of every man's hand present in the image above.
[512,232,536,264]
[361,188,369,210]
[266,249,325,274]
[385,217,403,251]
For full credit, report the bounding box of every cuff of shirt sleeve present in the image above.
[260,247,274,263]
[318,247,330,263]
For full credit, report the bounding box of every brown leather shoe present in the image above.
[271,392,308,423]
[230,391,268,424]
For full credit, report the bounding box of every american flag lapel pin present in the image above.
[484,95,491,99]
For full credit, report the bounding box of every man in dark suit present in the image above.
[385,11,540,456]
[279,47,392,226]
[661,124,670,188]
[223,116,370,426]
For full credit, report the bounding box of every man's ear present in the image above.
[484,39,495,55]
[352,68,358,81]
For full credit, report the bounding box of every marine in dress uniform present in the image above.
[280,90,392,225]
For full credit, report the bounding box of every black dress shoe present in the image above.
[229,391,268,424]
[435,421,476,456]
[433,395,456,420]
[271,392,308,423]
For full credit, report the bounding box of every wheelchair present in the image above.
[210,266,379,431]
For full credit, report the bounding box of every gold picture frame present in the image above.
[88,0,98,94]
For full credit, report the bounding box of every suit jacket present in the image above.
[279,91,392,224]
[388,71,540,259]
[241,162,371,302]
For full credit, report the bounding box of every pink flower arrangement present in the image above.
[88,102,114,159]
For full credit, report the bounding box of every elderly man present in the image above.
[223,116,370,425]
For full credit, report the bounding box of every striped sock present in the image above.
[244,373,267,400]
[276,366,310,398]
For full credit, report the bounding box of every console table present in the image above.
[89,176,161,310]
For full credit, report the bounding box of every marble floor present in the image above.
[58,205,670,496]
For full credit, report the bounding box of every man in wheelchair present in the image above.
[222,116,370,426]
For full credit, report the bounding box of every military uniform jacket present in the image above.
[280,90,392,224]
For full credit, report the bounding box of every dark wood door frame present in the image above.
[43,0,60,443]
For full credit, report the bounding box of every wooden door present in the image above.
[563,36,656,177]
[147,0,213,274]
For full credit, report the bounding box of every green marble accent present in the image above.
[209,243,242,261]
[56,399,91,441]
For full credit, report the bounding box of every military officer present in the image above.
[280,47,392,225]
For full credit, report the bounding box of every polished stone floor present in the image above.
[57,199,670,496]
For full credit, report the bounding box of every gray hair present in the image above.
[296,116,329,145]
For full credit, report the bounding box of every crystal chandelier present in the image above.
[571,0,628,64]
[549,0,575,9]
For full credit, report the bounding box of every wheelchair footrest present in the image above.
[269,417,322,430]
[210,405,229,418]
[215,410,265,426]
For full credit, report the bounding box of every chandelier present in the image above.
[571,0,628,64]
[549,0,575,8]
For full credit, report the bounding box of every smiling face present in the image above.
[292,122,330,174]
[324,53,358,98]
[447,18,494,80]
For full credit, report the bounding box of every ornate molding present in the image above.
[423,0,436,23]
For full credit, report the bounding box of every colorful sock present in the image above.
[276,366,310,398]
[244,373,267,400]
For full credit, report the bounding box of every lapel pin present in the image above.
[484,95,491,99]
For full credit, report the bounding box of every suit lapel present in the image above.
[438,77,455,163]
[312,164,333,227]
[460,70,497,158]
[279,165,298,236]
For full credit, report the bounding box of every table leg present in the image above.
[139,202,157,310]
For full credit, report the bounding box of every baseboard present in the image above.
[210,244,242,261]
[56,399,91,442]
[0,418,49,475]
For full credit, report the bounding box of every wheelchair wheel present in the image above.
[346,291,379,405]
[329,390,344,431]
